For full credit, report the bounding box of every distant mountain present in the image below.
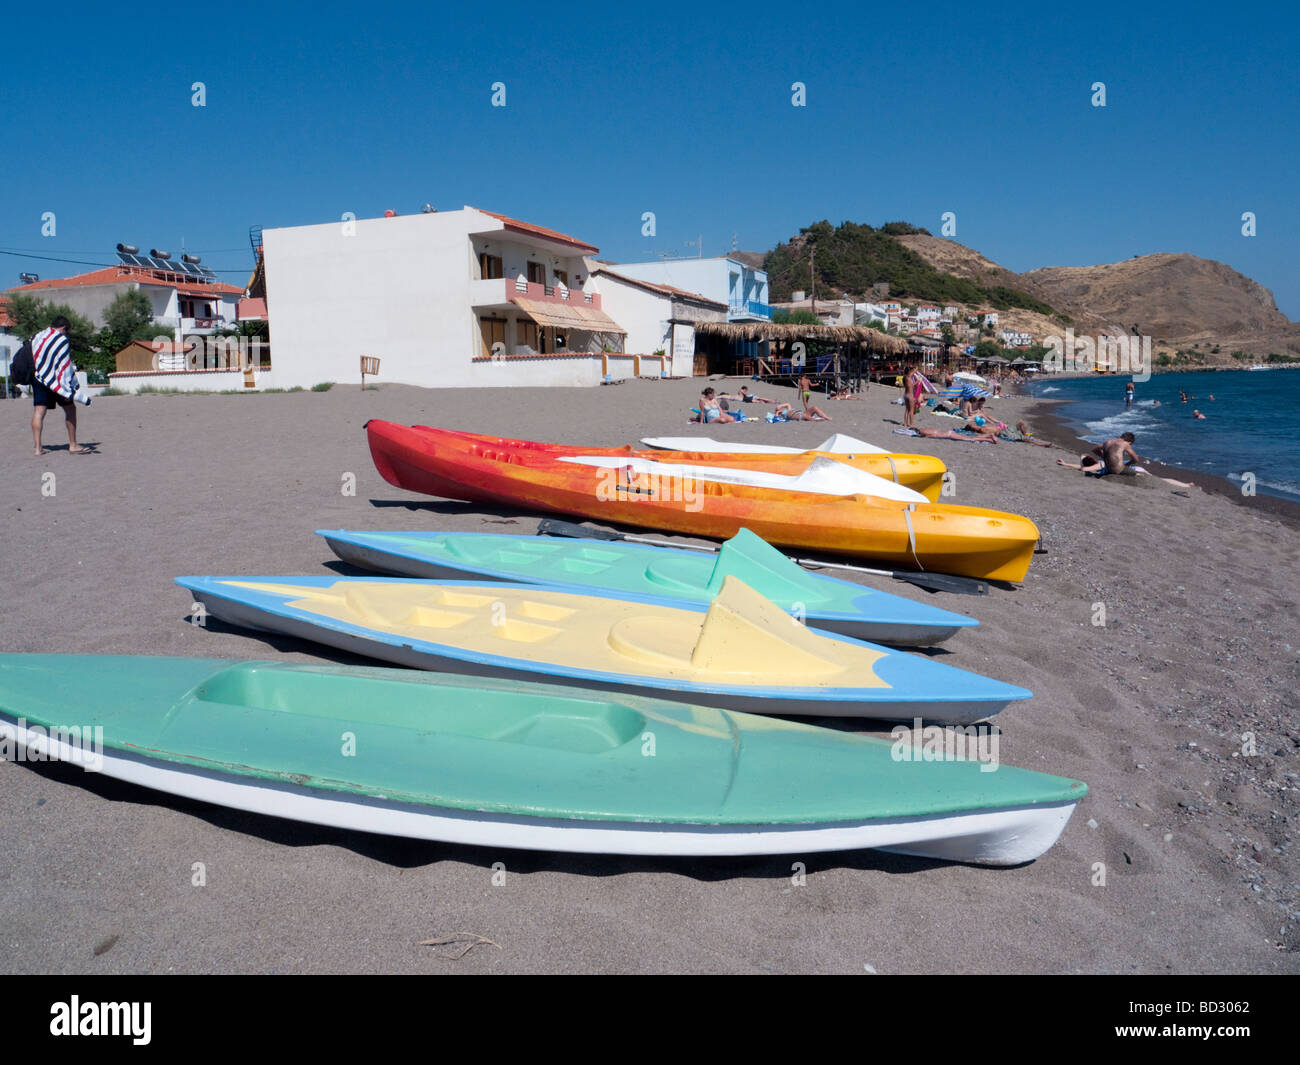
[1023,254,1300,359]
[760,222,1299,364]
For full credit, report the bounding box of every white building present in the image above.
[259,206,633,389]
[607,257,771,322]
[586,267,725,377]
[917,305,941,322]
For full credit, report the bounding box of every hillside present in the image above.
[891,233,1124,346]
[1024,254,1300,360]
[757,221,1298,366]
[893,238,1300,364]
[765,221,1001,308]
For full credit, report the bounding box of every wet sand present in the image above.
[1,376,1296,974]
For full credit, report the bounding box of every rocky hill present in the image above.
[1023,254,1300,360]
[894,238,1300,364]
[758,222,1299,366]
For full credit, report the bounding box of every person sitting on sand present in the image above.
[830,387,864,400]
[1092,432,1142,474]
[695,388,738,424]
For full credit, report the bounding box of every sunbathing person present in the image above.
[1057,454,1196,488]
[770,401,831,422]
[718,385,773,405]
[897,425,1000,444]
[969,416,1054,447]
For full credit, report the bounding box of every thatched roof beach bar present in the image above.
[691,320,912,387]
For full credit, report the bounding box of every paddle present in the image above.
[535,519,990,595]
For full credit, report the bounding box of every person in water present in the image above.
[1193,409,1207,419]
[1125,381,1135,404]
[1179,390,1188,403]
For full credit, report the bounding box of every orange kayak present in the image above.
[412,427,947,502]
[365,421,1039,582]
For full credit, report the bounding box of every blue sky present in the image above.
[3,0,1298,316]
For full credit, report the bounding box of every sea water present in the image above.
[1024,368,1300,503]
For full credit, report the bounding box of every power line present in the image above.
[0,249,252,275]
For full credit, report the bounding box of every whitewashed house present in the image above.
[585,267,726,376]
[258,206,631,389]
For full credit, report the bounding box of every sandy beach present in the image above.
[1,376,1296,975]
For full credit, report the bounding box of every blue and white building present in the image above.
[608,257,771,322]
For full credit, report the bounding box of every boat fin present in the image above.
[704,528,820,599]
[690,577,847,676]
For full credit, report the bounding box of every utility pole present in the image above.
[810,245,816,314]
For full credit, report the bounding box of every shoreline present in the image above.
[1018,392,1300,528]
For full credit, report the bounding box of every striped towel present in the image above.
[32,326,79,400]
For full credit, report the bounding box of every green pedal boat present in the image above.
[0,655,1085,863]
[316,527,978,647]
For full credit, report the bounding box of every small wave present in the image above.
[1227,471,1300,499]
[1040,386,1060,393]
[1083,409,1159,437]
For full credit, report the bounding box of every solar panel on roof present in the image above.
[117,251,145,268]
[199,267,217,279]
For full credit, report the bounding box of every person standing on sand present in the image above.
[902,365,919,428]
[30,317,90,457]
[797,372,816,416]
[1092,431,1141,474]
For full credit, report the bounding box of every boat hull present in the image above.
[365,421,1039,582]
[317,529,978,647]
[0,655,1083,864]
[424,427,947,502]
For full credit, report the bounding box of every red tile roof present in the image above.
[0,296,12,329]
[7,266,242,297]
[591,267,726,308]
[120,339,197,354]
[472,207,599,254]
[237,297,267,320]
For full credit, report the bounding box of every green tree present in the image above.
[95,289,165,372]
[6,292,96,364]
[772,309,822,325]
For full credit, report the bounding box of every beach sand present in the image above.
[1,376,1296,974]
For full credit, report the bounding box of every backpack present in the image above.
[10,341,34,387]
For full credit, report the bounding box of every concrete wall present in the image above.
[589,275,672,358]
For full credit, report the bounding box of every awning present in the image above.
[511,297,626,334]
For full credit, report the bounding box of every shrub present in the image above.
[311,381,334,392]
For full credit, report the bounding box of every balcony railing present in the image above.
[728,299,772,321]
[510,279,599,309]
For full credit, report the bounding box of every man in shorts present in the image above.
[30,317,90,456]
